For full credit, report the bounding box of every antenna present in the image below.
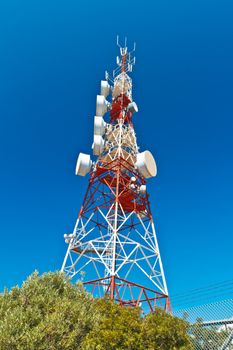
[116,35,127,55]
[113,36,136,77]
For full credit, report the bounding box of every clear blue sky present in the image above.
[0,0,232,302]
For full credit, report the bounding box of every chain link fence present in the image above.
[173,299,233,349]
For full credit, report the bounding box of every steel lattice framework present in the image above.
[61,38,170,313]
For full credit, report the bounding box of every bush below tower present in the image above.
[0,272,192,350]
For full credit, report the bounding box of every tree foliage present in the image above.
[141,308,192,350]
[0,272,192,350]
[81,298,143,350]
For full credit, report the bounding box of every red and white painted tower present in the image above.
[61,38,170,313]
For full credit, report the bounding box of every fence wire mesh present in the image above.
[173,299,233,349]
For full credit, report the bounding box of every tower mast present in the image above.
[61,38,170,313]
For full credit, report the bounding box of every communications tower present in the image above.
[61,38,170,313]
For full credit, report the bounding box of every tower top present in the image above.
[113,36,136,77]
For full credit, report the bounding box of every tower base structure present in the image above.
[84,276,171,313]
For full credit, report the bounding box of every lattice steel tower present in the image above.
[61,38,170,313]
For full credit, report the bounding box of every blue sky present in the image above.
[0,0,232,304]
